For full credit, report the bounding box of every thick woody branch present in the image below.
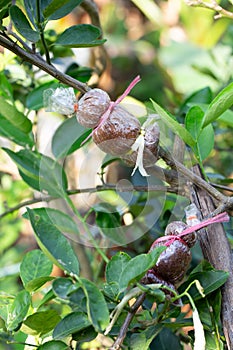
[0,33,90,94]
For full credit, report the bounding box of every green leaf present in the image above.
[182,87,212,109]
[24,0,37,29]
[106,252,131,284]
[119,246,166,292]
[38,341,68,350]
[0,95,32,133]
[185,106,204,141]
[52,116,91,159]
[195,124,214,161]
[72,325,97,343]
[203,82,233,127]
[23,208,80,236]
[23,310,61,336]
[10,5,40,42]
[26,81,58,110]
[43,0,83,20]
[151,99,196,148]
[52,277,73,299]
[179,270,229,301]
[0,115,34,147]
[7,290,31,331]
[20,249,53,288]
[80,278,110,332]
[218,109,233,127]
[27,208,80,276]
[148,327,182,349]
[3,149,68,197]
[55,24,106,48]
[53,311,90,339]
[130,324,163,350]
[26,276,54,292]
[94,205,126,245]
[0,72,13,100]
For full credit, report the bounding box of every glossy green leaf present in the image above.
[7,290,31,331]
[0,115,34,147]
[52,116,91,159]
[0,96,32,133]
[38,341,68,350]
[119,246,166,292]
[105,252,131,284]
[56,24,106,48]
[72,325,97,343]
[37,289,56,309]
[20,249,53,288]
[195,124,214,161]
[0,72,13,100]
[23,208,79,236]
[52,277,73,299]
[182,87,212,109]
[10,5,39,42]
[27,208,80,276]
[26,276,54,292]
[53,311,90,339]
[3,149,68,197]
[43,0,83,20]
[23,310,61,336]
[26,81,58,110]
[151,99,196,148]
[185,106,204,141]
[149,327,182,349]
[80,278,110,332]
[24,0,37,28]
[218,109,233,127]
[203,82,233,127]
[179,270,229,301]
[130,324,162,350]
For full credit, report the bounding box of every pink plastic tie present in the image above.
[151,212,230,248]
[179,212,229,238]
[81,75,141,145]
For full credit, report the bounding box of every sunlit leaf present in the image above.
[203,82,233,127]
[151,99,196,148]
[27,208,80,276]
[20,249,53,289]
[55,24,106,48]
[10,5,39,42]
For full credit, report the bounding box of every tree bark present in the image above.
[190,165,233,350]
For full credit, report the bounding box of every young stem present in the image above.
[36,0,51,64]
[64,194,109,264]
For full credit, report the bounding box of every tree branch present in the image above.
[159,147,233,213]
[81,0,108,87]
[0,33,90,94]
[0,184,176,219]
[190,165,233,350]
[185,0,233,19]
[109,293,146,350]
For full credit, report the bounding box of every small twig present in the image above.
[185,0,233,19]
[0,34,90,93]
[0,184,175,219]
[210,182,233,193]
[159,147,233,212]
[109,293,146,350]
[6,31,34,52]
[81,0,108,87]
[36,0,51,64]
